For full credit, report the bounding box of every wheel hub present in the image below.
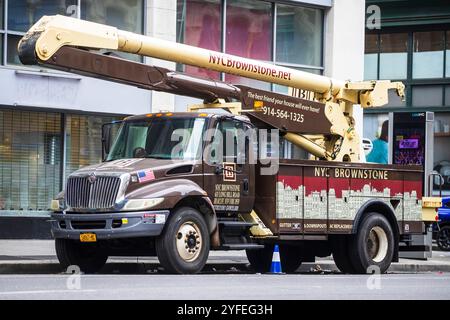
[175,222,202,262]
[367,226,388,263]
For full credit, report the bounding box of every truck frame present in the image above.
[17,15,441,274]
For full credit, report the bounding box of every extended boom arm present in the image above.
[18,15,406,162]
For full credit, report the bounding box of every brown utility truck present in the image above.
[18,15,441,274]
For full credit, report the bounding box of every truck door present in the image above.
[203,118,255,214]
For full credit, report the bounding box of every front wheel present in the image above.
[55,239,108,274]
[348,212,395,274]
[156,207,210,274]
[437,225,450,251]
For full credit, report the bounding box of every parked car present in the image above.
[434,197,450,251]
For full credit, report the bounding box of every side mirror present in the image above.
[102,121,122,160]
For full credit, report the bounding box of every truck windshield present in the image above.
[107,117,206,161]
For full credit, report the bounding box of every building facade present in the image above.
[363,0,450,194]
[0,0,365,235]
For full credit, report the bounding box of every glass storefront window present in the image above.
[0,109,61,211]
[413,31,445,79]
[364,34,378,80]
[8,0,77,32]
[6,35,21,65]
[0,34,3,64]
[446,31,450,78]
[65,115,122,179]
[276,4,323,67]
[176,0,221,80]
[225,0,272,89]
[0,0,4,30]
[379,33,407,80]
[412,85,443,107]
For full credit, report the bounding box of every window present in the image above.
[0,0,4,30]
[6,35,20,65]
[364,34,378,80]
[412,85,443,107]
[444,85,450,106]
[446,31,450,78]
[276,4,323,67]
[210,119,247,164]
[273,68,321,94]
[107,117,206,161]
[0,109,61,211]
[0,34,3,64]
[81,0,143,34]
[176,0,221,80]
[225,0,272,89]
[65,115,121,179]
[413,31,445,79]
[8,0,77,32]
[380,33,407,80]
[81,0,144,62]
[176,1,324,91]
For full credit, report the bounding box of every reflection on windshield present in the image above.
[107,117,206,161]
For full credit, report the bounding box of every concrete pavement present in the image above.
[1,240,450,274]
[1,273,450,299]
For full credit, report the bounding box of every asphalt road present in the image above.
[0,272,449,300]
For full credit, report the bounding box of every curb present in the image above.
[300,261,450,273]
[1,260,450,274]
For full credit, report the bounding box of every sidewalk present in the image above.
[1,240,450,274]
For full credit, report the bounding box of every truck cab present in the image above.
[51,112,261,274]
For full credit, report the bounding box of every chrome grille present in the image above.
[66,176,121,209]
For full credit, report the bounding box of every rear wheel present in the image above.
[55,239,108,274]
[348,212,394,274]
[330,235,357,274]
[246,244,303,273]
[437,225,450,251]
[156,207,210,274]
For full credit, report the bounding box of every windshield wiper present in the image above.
[145,155,171,160]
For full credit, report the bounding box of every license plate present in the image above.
[79,233,97,242]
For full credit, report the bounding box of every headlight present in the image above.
[122,198,164,211]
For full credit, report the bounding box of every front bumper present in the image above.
[50,210,169,240]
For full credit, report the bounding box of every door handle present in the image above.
[243,178,249,194]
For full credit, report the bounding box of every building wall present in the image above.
[0,68,151,115]
[324,0,366,144]
[145,0,177,112]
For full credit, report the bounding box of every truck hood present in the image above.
[71,158,197,177]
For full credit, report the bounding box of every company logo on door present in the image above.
[223,162,236,182]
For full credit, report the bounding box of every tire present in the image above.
[55,239,108,274]
[437,225,450,251]
[348,212,395,274]
[330,235,357,274]
[246,244,303,273]
[156,207,210,274]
